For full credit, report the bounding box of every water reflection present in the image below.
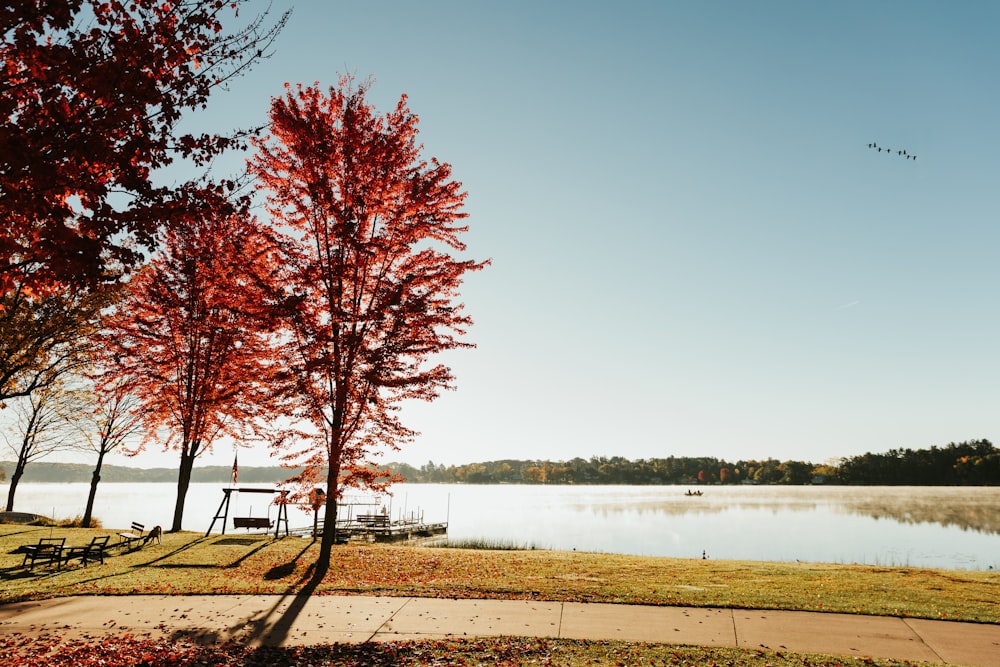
[402,484,1000,569]
[565,486,1000,535]
[838,488,1000,535]
[6,482,999,570]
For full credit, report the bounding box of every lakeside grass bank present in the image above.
[2,526,996,623]
[2,525,996,666]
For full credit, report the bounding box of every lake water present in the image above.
[4,482,999,571]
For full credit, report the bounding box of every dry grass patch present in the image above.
[1,525,997,623]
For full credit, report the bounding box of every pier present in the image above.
[336,517,448,543]
[287,517,447,543]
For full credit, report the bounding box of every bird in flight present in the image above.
[867,142,916,161]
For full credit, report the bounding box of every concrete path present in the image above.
[1,595,997,666]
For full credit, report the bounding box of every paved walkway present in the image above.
[1,595,998,666]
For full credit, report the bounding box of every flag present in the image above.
[231,453,239,486]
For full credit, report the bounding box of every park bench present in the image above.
[233,516,273,530]
[356,514,390,530]
[21,537,65,570]
[117,522,149,550]
[62,535,111,567]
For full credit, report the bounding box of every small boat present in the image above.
[684,489,703,497]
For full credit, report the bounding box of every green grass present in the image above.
[0,525,1000,667]
[2,525,996,623]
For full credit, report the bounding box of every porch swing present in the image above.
[233,494,273,531]
[205,487,290,537]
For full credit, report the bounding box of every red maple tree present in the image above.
[0,0,288,299]
[101,208,287,532]
[251,77,487,572]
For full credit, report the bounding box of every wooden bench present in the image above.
[21,537,65,570]
[233,517,273,529]
[62,535,111,567]
[356,514,390,530]
[117,522,147,550]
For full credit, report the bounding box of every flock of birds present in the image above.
[868,142,917,160]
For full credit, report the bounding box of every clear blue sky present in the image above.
[84,1,1000,469]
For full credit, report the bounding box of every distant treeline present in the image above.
[0,462,303,485]
[835,439,999,485]
[382,439,1000,486]
[3,440,997,486]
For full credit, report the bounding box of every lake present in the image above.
[4,482,999,571]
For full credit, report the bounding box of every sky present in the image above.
[21,1,1000,471]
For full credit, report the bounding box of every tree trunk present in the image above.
[314,466,340,577]
[82,448,106,528]
[5,458,27,511]
[171,448,196,532]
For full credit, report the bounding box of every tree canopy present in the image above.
[0,0,287,298]
[251,77,487,571]
[101,210,286,531]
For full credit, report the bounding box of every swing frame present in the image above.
[205,487,290,537]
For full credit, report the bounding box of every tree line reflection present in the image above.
[566,487,1000,535]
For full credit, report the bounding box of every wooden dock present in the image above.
[336,518,448,543]
[289,518,448,543]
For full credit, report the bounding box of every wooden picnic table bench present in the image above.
[356,514,390,530]
[62,535,111,567]
[21,537,65,570]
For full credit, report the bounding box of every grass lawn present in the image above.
[2,524,997,666]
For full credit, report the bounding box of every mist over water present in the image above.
[5,483,998,571]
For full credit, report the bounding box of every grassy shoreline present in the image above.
[2,526,997,624]
[2,525,996,665]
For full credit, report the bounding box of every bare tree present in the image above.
[2,380,89,511]
[74,378,147,527]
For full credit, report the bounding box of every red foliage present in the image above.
[250,77,487,564]
[0,635,561,666]
[100,207,287,531]
[0,0,286,298]
[0,635,417,666]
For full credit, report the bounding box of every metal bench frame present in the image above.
[21,537,65,570]
[62,535,111,567]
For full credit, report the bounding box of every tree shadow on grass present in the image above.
[40,534,270,591]
[224,539,277,570]
[0,526,54,539]
[130,535,214,566]
[0,564,66,582]
[262,537,314,580]
[141,534,281,570]
[136,534,279,571]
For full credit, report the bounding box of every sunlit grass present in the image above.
[429,536,545,550]
[1,525,997,623]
